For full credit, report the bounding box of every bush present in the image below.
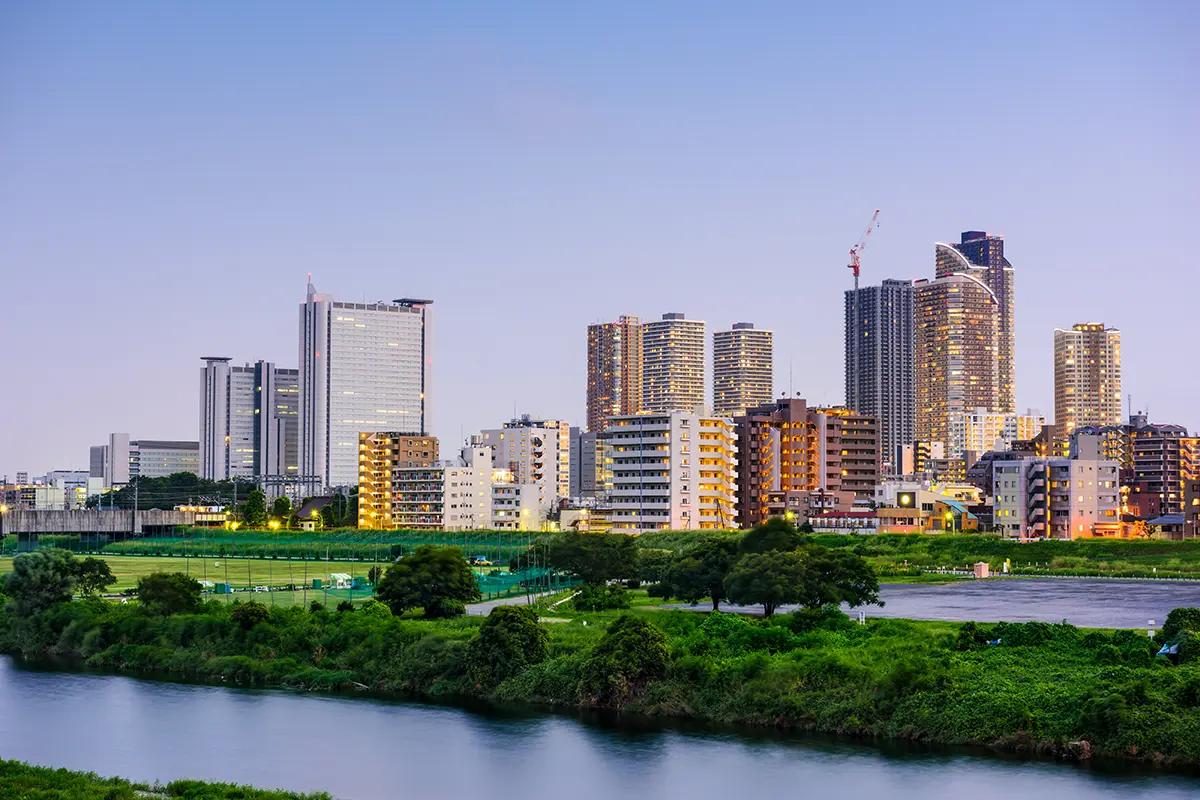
[336,601,355,613]
[467,605,549,688]
[309,601,325,613]
[359,599,392,619]
[786,605,856,635]
[231,601,270,630]
[572,584,631,611]
[579,615,669,708]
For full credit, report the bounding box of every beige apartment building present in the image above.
[713,322,773,417]
[641,313,706,414]
[1053,322,1122,442]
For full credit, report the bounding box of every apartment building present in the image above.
[480,416,571,513]
[601,412,737,533]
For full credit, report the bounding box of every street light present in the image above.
[944,511,954,533]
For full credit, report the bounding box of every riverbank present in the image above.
[0,758,331,799]
[3,596,1199,769]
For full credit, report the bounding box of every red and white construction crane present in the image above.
[846,209,880,412]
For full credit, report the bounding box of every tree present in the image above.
[660,538,738,611]
[360,598,392,619]
[467,605,549,688]
[1162,607,1200,642]
[738,517,803,555]
[336,600,355,613]
[375,545,480,618]
[579,615,670,708]
[242,489,268,528]
[74,557,116,597]
[136,572,202,615]
[3,549,78,617]
[546,533,637,586]
[723,550,806,617]
[723,545,881,618]
[367,565,383,585]
[231,601,270,630]
[270,495,293,523]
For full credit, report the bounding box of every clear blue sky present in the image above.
[1,1,1197,477]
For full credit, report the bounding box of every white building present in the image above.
[299,279,433,489]
[947,407,1046,457]
[491,479,542,531]
[90,434,200,487]
[992,439,1121,539]
[481,416,571,514]
[199,358,299,482]
[602,412,737,533]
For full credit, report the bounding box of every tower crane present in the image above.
[847,209,880,412]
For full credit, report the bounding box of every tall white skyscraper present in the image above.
[299,279,433,489]
[199,358,299,482]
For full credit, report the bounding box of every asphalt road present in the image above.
[672,578,1200,628]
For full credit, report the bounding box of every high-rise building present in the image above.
[199,358,299,482]
[936,231,1015,412]
[713,323,773,418]
[298,280,432,489]
[733,398,880,528]
[641,313,706,414]
[844,279,914,470]
[914,270,1000,453]
[1053,323,1122,442]
[481,416,571,513]
[586,315,642,432]
[601,412,737,532]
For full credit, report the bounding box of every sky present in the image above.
[1,1,1198,478]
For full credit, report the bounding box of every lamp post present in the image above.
[944,511,955,534]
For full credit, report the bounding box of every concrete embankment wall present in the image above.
[4,509,196,535]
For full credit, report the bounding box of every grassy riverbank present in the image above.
[3,593,1199,768]
[0,758,330,799]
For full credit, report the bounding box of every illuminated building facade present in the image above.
[844,279,914,472]
[641,313,706,414]
[1053,323,1122,442]
[713,322,773,417]
[199,358,298,482]
[299,279,432,489]
[935,231,1015,413]
[481,416,571,513]
[914,270,999,454]
[586,315,642,432]
[601,412,737,532]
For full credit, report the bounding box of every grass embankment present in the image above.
[3,593,1200,767]
[0,758,330,799]
[638,532,1200,581]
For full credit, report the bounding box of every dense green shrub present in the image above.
[578,615,670,708]
[231,601,270,630]
[467,605,549,688]
[136,572,202,616]
[572,584,631,611]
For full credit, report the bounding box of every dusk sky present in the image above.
[1,1,1197,478]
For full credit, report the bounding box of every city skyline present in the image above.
[2,2,1198,477]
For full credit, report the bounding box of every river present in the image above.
[1,657,1196,799]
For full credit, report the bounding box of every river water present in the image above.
[1,657,1196,800]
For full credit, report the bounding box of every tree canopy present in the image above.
[738,517,804,555]
[659,538,738,611]
[3,549,78,617]
[241,489,268,527]
[579,615,670,708]
[136,572,202,616]
[375,545,480,618]
[546,533,637,585]
[724,545,880,617]
[75,557,116,597]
